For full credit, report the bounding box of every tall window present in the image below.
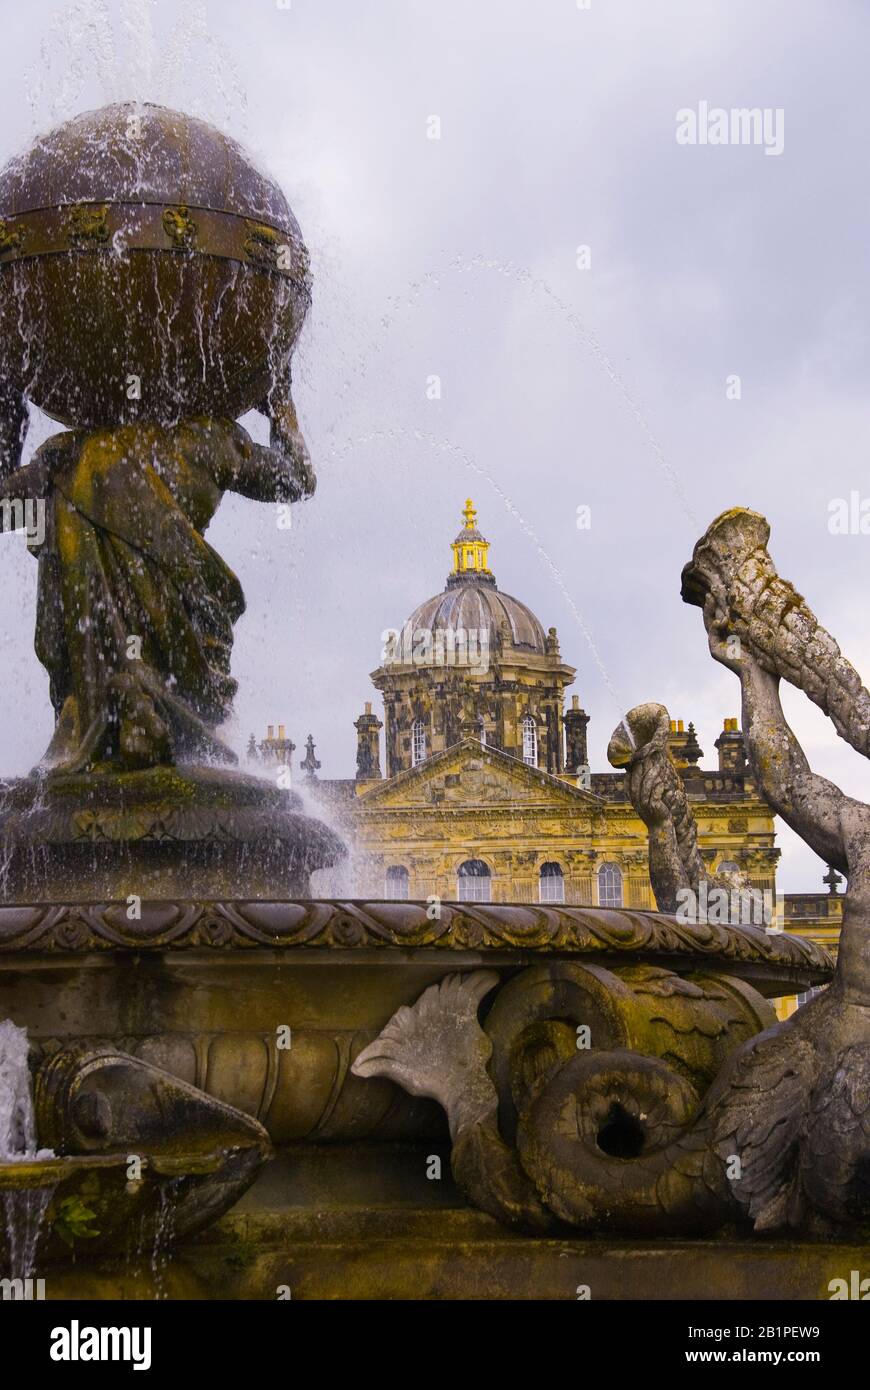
[457,859,491,903]
[384,865,409,900]
[522,716,537,767]
[797,985,825,1009]
[597,862,623,908]
[411,718,427,767]
[539,862,565,904]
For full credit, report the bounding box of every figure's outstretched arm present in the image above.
[0,431,75,532]
[708,603,850,871]
[211,399,316,504]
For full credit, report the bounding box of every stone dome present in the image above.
[404,577,547,654]
[400,500,548,657]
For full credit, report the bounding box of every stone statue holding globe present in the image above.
[0,102,342,900]
[0,102,315,774]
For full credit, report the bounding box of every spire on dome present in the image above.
[450,498,494,584]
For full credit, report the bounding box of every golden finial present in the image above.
[451,499,491,577]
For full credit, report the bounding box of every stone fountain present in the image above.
[0,103,862,1300]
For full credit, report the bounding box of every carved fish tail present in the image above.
[514,1050,733,1235]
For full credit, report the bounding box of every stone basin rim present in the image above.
[0,898,835,976]
[0,1147,266,1190]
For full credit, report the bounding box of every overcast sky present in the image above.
[0,0,867,890]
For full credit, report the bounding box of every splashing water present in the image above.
[322,251,699,535]
[0,1019,55,1283]
[23,0,249,140]
[0,1019,37,1158]
[297,781,376,898]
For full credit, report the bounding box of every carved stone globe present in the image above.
[0,102,310,428]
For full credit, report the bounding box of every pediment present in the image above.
[357,739,602,810]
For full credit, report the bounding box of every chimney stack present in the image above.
[667,719,692,767]
[563,695,590,774]
[714,717,747,775]
[354,704,384,782]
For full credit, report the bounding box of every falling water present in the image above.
[0,1019,36,1156]
[0,1018,55,1283]
[322,250,699,532]
[297,780,376,898]
[22,0,249,140]
[136,1175,180,1300]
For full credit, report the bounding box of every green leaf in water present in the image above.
[52,1195,100,1247]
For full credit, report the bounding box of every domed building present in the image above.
[371,500,578,776]
[327,502,780,917]
[250,499,840,1015]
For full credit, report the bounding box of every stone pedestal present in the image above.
[0,767,344,902]
[179,1146,870,1300]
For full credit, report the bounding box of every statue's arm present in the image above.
[739,660,848,872]
[212,399,316,504]
[0,430,76,532]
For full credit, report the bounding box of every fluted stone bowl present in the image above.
[0,900,833,1147]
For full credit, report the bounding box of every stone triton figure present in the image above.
[0,101,316,772]
[605,701,750,915]
[353,508,870,1238]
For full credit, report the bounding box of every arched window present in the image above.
[457,859,491,903]
[522,715,537,767]
[539,862,565,904]
[597,862,623,908]
[411,718,427,767]
[384,865,409,900]
[717,862,741,921]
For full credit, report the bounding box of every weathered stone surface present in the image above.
[1,1042,271,1265]
[0,104,317,783]
[0,103,310,429]
[0,899,833,980]
[352,509,870,1239]
[0,766,344,900]
[681,507,870,759]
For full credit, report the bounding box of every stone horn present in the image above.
[681,506,870,759]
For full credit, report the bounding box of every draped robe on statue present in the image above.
[0,417,299,772]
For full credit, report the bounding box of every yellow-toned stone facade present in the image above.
[342,736,779,911]
[775,889,842,1020]
[311,502,784,919]
[256,501,843,997]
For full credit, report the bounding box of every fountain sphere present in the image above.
[0,102,311,428]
